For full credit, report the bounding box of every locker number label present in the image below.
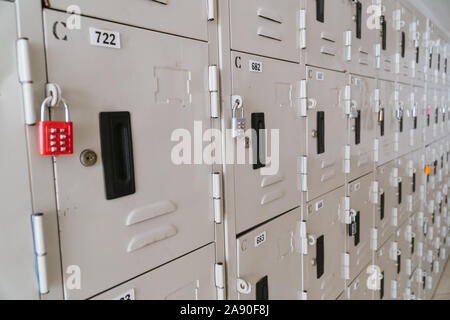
[89,27,121,49]
[249,60,263,73]
[113,288,135,300]
[255,232,267,247]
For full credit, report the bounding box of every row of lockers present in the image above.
[1,0,449,300]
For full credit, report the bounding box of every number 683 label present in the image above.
[89,27,121,49]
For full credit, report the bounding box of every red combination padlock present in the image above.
[38,96,73,156]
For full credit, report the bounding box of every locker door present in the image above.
[397,4,415,83]
[378,0,398,81]
[348,175,374,282]
[347,0,378,78]
[378,80,397,165]
[93,244,216,300]
[236,209,301,300]
[347,265,374,300]
[305,67,347,201]
[375,237,397,300]
[396,83,412,157]
[0,1,39,300]
[414,12,428,85]
[43,10,214,299]
[229,0,300,62]
[349,75,376,181]
[425,87,437,145]
[412,86,426,147]
[302,0,350,72]
[47,0,209,41]
[302,186,346,300]
[231,53,302,234]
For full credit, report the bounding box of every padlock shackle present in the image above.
[40,96,71,122]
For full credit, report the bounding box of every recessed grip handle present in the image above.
[316,0,325,23]
[356,1,362,39]
[317,111,325,154]
[316,235,325,279]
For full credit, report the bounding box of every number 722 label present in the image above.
[89,27,121,49]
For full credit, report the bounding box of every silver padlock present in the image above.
[231,95,245,139]
[395,105,404,120]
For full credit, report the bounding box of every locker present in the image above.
[346,264,374,300]
[375,237,397,300]
[397,2,416,83]
[395,83,413,156]
[301,0,350,72]
[46,0,210,41]
[92,244,216,300]
[347,174,375,282]
[0,1,40,299]
[43,10,215,299]
[411,85,427,147]
[302,186,346,300]
[236,208,301,300]
[377,79,397,165]
[395,221,415,282]
[378,0,398,81]
[231,52,302,234]
[413,11,428,86]
[438,89,447,139]
[429,31,441,85]
[304,66,347,201]
[229,0,300,62]
[348,75,377,181]
[425,87,438,145]
[345,0,379,78]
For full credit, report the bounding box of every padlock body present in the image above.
[38,120,73,155]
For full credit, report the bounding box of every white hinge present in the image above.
[441,248,447,260]
[344,145,351,174]
[392,207,398,227]
[428,200,434,214]
[373,139,379,163]
[394,54,400,74]
[16,38,36,125]
[214,263,225,300]
[299,10,306,49]
[433,261,440,274]
[342,196,351,224]
[407,160,414,177]
[208,65,220,118]
[212,172,223,224]
[394,132,399,152]
[391,280,398,299]
[207,0,216,21]
[298,80,308,117]
[344,85,351,115]
[417,211,424,228]
[409,129,414,146]
[31,213,49,295]
[300,156,308,192]
[370,181,379,204]
[407,195,413,212]
[374,89,380,113]
[406,225,412,243]
[300,291,308,300]
[371,228,378,251]
[426,249,433,263]
[375,44,381,69]
[419,185,425,201]
[341,252,350,280]
[391,167,399,187]
[406,258,412,276]
[426,276,432,290]
[417,241,423,257]
[390,241,398,261]
[344,31,352,61]
[299,221,308,255]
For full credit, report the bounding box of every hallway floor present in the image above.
[433,260,450,300]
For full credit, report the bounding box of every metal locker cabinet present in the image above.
[395,83,412,157]
[376,161,399,249]
[377,0,398,82]
[395,157,408,228]
[397,2,416,84]
[414,11,428,86]
[408,213,422,272]
[235,208,301,300]
[412,85,427,148]
[345,0,378,78]
[425,87,437,145]
[301,0,350,72]
[304,66,347,201]
[346,264,374,300]
[231,52,302,234]
[46,0,209,41]
[377,79,397,165]
[348,75,376,182]
[302,186,346,300]
[92,244,216,300]
[43,10,215,299]
[0,1,40,300]
[347,174,375,283]
[395,221,414,298]
[229,0,300,63]
[375,237,397,300]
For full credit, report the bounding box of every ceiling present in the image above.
[408,0,450,39]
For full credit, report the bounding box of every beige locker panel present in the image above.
[414,11,428,85]
[92,244,216,300]
[47,0,209,41]
[236,209,301,300]
[378,79,397,165]
[229,0,300,62]
[347,0,378,78]
[347,265,374,300]
[412,86,427,147]
[302,0,350,72]
[0,1,40,300]
[302,186,346,300]
[43,10,214,300]
[395,221,414,282]
[378,0,398,81]
[395,83,412,157]
[231,52,302,234]
[305,67,347,201]
[397,3,416,83]
[348,75,376,181]
[348,174,374,282]
[426,87,438,145]
[375,237,397,300]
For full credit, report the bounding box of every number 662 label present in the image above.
[89,27,121,49]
